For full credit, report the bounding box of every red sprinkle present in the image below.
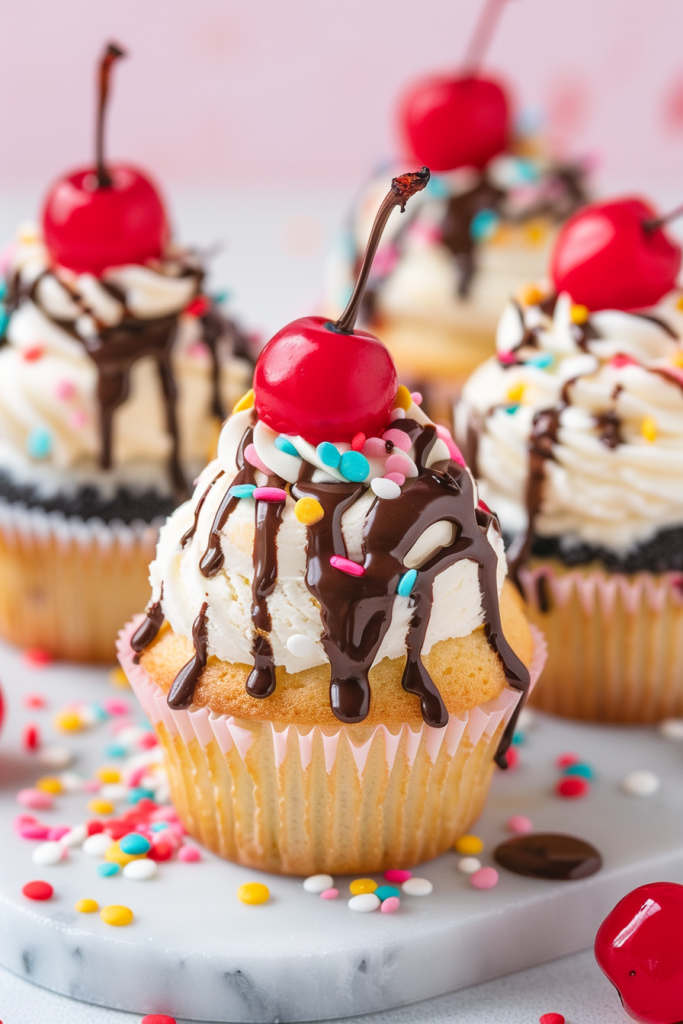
[142,1017,177,1024]
[22,723,41,752]
[351,432,366,452]
[184,295,210,318]
[22,345,44,362]
[148,842,174,862]
[478,499,491,513]
[105,821,130,841]
[502,747,519,771]
[556,777,590,799]
[86,820,105,836]
[556,752,581,769]
[22,880,53,901]
[23,648,53,668]
[384,869,412,883]
[539,1015,565,1024]
[139,732,158,749]
[610,353,638,369]
[23,693,46,709]
[330,555,365,577]
[498,351,516,365]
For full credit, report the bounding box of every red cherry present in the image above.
[400,74,510,172]
[550,198,682,312]
[595,882,683,1024]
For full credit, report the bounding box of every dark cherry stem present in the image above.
[96,42,126,189]
[462,0,512,74]
[331,167,430,334]
[643,203,683,234]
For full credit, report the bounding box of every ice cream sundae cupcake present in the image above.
[457,196,683,723]
[119,168,545,876]
[0,44,254,662]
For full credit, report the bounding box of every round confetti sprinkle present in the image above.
[410,391,422,405]
[274,435,299,457]
[556,752,581,769]
[659,718,683,740]
[374,885,400,901]
[123,859,157,881]
[54,710,82,732]
[329,554,365,577]
[457,857,482,874]
[397,569,417,598]
[294,496,324,525]
[303,873,334,894]
[232,388,254,413]
[62,825,88,848]
[26,425,53,460]
[622,770,661,796]
[507,815,533,834]
[384,471,405,486]
[36,776,62,795]
[393,385,413,411]
[23,648,53,668]
[402,877,433,896]
[470,208,499,241]
[381,896,400,913]
[384,869,412,883]
[316,442,341,468]
[563,763,594,780]
[539,1015,565,1024]
[100,904,133,926]
[351,432,366,451]
[556,777,590,799]
[75,899,99,913]
[229,485,256,504]
[244,443,270,474]
[470,867,499,890]
[24,693,46,709]
[17,789,53,810]
[83,833,113,857]
[371,477,401,500]
[286,634,318,659]
[237,882,270,905]
[142,1017,177,1024]
[253,486,288,503]
[178,846,201,863]
[340,450,369,482]
[119,833,152,856]
[32,841,65,866]
[22,880,53,901]
[641,415,658,442]
[348,893,380,913]
[97,863,120,878]
[320,888,339,900]
[382,428,411,452]
[455,835,483,856]
[88,799,114,816]
[38,746,73,768]
[349,878,377,896]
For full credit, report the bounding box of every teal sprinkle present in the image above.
[211,289,230,305]
[151,822,169,832]
[275,436,300,458]
[340,450,369,482]
[91,703,109,722]
[515,158,540,183]
[0,308,8,337]
[425,175,450,199]
[512,731,525,746]
[0,279,6,300]
[120,833,151,856]
[505,404,520,415]
[470,209,500,242]
[230,484,256,499]
[127,787,155,804]
[317,442,341,469]
[97,863,120,877]
[563,763,594,780]
[397,569,418,598]
[26,425,52,460]
[105,742,127,759]
[527,352,553,369]
[375,885,401,901]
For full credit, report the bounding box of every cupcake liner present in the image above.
[118,617,546,875]
[519,563,683,723]
[0,499,160,663]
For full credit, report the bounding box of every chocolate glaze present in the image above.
[167,601,209,709]
[131,586,164,663]
[494,833,602,880]
[246,475,286,699]
[200,427,255,577]
[180,469,225,548]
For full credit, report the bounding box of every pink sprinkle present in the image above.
[610,353,638,369]
[435,426,466,467]
[82,780,101,793]
[244,443,271,475]
[507,814,533,834]
[382,429,411,452]
[410,392,423,406]
[384,472,405,486]
[55,379,75,400]
[351,432,366,452]
[470,867,499,890]
[384,869,412,883]
[103,698,130,717]
[17,789,54,810]
[362,437,387,459]
[555,752,581,769]
[179,845,201,862]
[23,649,53,668]
[187,341,210,359]
[139,733,158,749]
[19,824,50,840]
[330,555,365,577]
[505,747,519,771]
[253,487,288,503]
[111,718,135,734]
[47,826,70,841]
[385,453,412,476]
[320,888,339,900]
[23,693,46,709]
[380,896,400,913]
[498,351,516,365]
[151,806,179,823]
[69,410,87,428]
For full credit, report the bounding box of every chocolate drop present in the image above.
[168,602,209,710]
[494,833,602,880]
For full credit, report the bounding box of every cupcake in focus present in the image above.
[457,197,683,723]
[0,44,254,662]
[120,169,544,875]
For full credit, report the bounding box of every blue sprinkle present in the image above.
[90,703,109,722]
[375,885,401,901]
[151,822,169,832]
[97,863,120,877]
[527,352,553,369]
[230,484,256,499]
[512,731,525,746]
[120,832,152,856]
[397,569,418,598]
[317,442,341,469]
[105,742,127,759]
[127,787,155,804]
[515,158,540,183]
[563,762,594,780]
[425,175,450,199]
[0,280,6,300]
[505,404,520,415]
[340,450,369,482]
[211,289,230,305]
[26,425,52,460]
[0,308,8,336]
[275,436,300,458]
[470,209,500,242]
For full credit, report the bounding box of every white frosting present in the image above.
[458,290,683,552]
[150,401,507,672]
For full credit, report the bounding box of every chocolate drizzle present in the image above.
[131,586,165,663]
[167,602,209,709]
[200,427,255,576]
[181,469,225,548]
[246,476,286,699]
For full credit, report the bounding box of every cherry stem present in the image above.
[331,167,430,334]
[462,0,512,74]
[643,203,683,234]
[96,42,126,189]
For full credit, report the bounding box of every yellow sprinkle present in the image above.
[232,388,255,414]
[36,776,63,795]
[96,767,121,784]
[75,899,99,914]
[523,221,547,246]
[87,799,115,816]
[394,385,413,411]
[570,304,590,325]
[490,223,512,246]
[237,882,270,905]
[676,295,683,311]
[641,416,658,443]
[672,351,683,369]
[294,497,324,526]
[54,710,82,732]
[517,283,545,307]
[100,904,134,927]
[349,878,377,896]
[455,834,484,855]
[104,841,146,867]
[506,383,525,404]
[108,667,130,689]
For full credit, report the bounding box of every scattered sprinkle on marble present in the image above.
[562,762,594,780]
[507,815,533,834]
[455,834,484,855]
[303,873,334,894]
[539,1015,565,1024]
[457,857,482,874]
[348,893,380,913]
[100,904,133,926]
[97,863,120,877]
[142,1016,178,1024]
[380,896,401,913]
[375,886,400,901]
[22,880,53,901]
[88,798,114,816]
[402,877,433,896]
[23,649,53,668]
[555,752,581,769]
[22,723,41,752]
[622,770,661,796]
[83,832,114,857]
[237,882,270,905]
[556,777,590,799]
[75,898,99,913]
[17,789,53,810]
[23,693,46,709]
[659,718,683,741]
[32,841,65,866]
[123,859,157,881]
[470,867,499,890]
[320,888,339,900]
[37,745,73,768]
[120,833,151,856]
[349,878,377,896]
[384,868,412,883]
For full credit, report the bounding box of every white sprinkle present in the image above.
[60,824,88,848]
[117,726,147,747]
[123,858,157,881]
[517,708,536,731]
[348,893,380,913]
[303,873,334,894]
[38,746,73,768]
[659,718,683,741]
[32,841,65,866]
[78,705,99,726]
[83,833,113,857]
[370,477,401,500]
[457,857,482,874]
[622,770,661,796]
[390,407,406,419]
[100,784,127,802]
[402,877,433,896]
[58,771,85,792]
[287,634,319,660]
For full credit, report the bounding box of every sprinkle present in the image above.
[390,406,406,419]
[120,833,152,856]
[382,429,411,452]
[24,693,46,709]
[348,893,380,912]
[672,350,683,369]
[507,815,533,834]
[375,885,400,901]
[38,746,73,768]
[253,486,288,502]
[26,426,52,460]
[397,570,418,598]
[237,882,270,905]
[362,437,388,458]
[22,723,41,752]
[18,823,49,840]
[83,832,113,857]
[317,442,341,468]
[17,789,53,810]
[380,895,401,913]
[178,846,201,862]
[556,777,590,798]
[185,295,210,318]
[100,904,134,926]
[384,869,412,883]
[641,416,657,442]
[659,718,683,740]
[96,767,121,784]
[470,208,500,242]
[22,880,53,901]
[69,410,86,428]
[470,867,499,890]
[517,283,545,306]
[410,391,423,405]
[610,352,638,368]
[455,834,484,855]
[97,863,121,877]
[351,432,366,451]
[527,352,554,369]
[349,878,377,896]
[22,344,44,362]
[504,747,519,770]
[340,450,369,481]
[505,403,519,414]
[142,1017,178,1024]
[61,825,88,848]
[274,435,299,457]
[303,873,334,894]
[105,841,147,867]
[622,770,661,796]
[570,304,590,325]
[244,443,271,474]
[384,472,405,486]
[394,384,412,410]
[294,496,324,525]
[402,877,433,896]
[32,841,65,866]
[88,799,114,816]
[54,710,82,732]
[55,379,75,400]
[563,762,594,780]
[230,484,256,499]
[457,857,481,874]
[75,899,99,913]
[507,383,525,403]
[109,667,130,689]
[371,477,401,500]
[320,888,339,899]
[498,351,516,365]
[330,554,365,577]
[36,776,63,795]
[385,452,412,476]
[123,859,158,881]
[555,752,580,769]
[286,633,318,659]
[524,222,547,245]
[539,1015,565,1024]
[232,389,255,414]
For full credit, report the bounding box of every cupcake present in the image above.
[0,44,254,662]
[119,169,544,876]
[457,196,683,723]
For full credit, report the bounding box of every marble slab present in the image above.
[0,639,681,1022]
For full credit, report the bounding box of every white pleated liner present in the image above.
[0,496,162,553]
[118,617,547,777]
[519,563,683,617]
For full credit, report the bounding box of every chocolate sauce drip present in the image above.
[167,602,209,709]
[200,427,255,577]
[246,476,286,699]
[441,180,505,297]
[181,470,225,548]
[494,833,602,880]
[595,409,622,449]
[131,586,165,663]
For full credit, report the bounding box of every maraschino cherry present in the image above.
[399,0,512,172]
[253,168,430,445]
[595,882,683,1024]
[42,43,169,275]
[550,198,682,311]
